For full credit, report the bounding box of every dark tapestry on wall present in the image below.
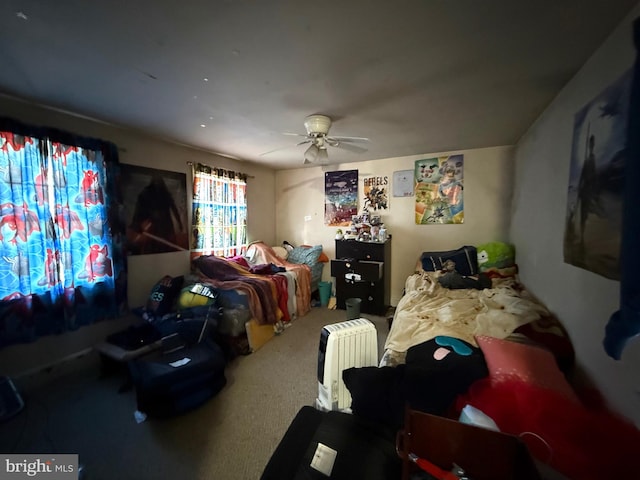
[121,164,189,255]
[563,68,633,280]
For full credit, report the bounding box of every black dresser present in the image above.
[331,238,391,315]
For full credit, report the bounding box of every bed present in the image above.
[344,244,639,480]
[380,244,574,370]
[120,242,327,356]
[192,241,324,324]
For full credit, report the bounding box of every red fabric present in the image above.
[456,378,640,480]
[269,274,290,322]
[226,255,250,269]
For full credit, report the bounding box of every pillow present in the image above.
[476,241,515,271]
[420,246,478,276]
[287,245,323,267]
[300,244,329,263]
[272,246,288,260]
[475,335,579,402]
[145,275,184,317]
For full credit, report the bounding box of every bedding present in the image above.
[194,255,284,325]
[382,246,573,369]
[382,270,551,364]
[191,241,315,325]
[245,241,313,317]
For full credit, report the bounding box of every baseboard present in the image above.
[13,347,94,381]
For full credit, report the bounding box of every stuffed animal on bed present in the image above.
[476,241,517,278]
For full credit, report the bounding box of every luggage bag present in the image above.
[129,337,226,417]
[128,315,226,418]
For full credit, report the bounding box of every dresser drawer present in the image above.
[335,239,387,262]
[331,259,383,282]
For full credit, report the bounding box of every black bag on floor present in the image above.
[128,317,227,418]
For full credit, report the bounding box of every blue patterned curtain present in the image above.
[0,118,127,347]
[190,163,247,259]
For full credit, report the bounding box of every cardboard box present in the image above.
[397,409,541,480]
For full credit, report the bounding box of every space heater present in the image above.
[315,318,378,412]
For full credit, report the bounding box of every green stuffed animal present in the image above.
[476,241,516,272]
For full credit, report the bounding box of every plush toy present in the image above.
[476,242,516,272]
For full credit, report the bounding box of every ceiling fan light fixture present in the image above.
[304,114,332,135]
[317,148,328,163]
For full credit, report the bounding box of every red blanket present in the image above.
[456,378,640,480]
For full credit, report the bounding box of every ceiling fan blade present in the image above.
[282,132,309,137]
[260,139,311,156]
[317,148,329,164]
[331,142,369,154]
[327,135,370,143]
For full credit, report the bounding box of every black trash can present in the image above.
[345,297,362,320]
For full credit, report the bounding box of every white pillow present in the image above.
[272,246,288,260]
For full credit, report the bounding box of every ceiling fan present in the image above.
[262,114,370,164]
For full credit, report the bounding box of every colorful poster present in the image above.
[414,155,464,224]
[363,175,389,211]
[563,69,632,280]
[325,169,358,226]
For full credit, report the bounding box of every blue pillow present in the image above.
[420,246,478,276]
[287,245,323,267]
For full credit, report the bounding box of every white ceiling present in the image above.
[0,0,637,170]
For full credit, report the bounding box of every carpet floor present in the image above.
[0,307,390,480]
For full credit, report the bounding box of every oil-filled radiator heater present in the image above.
[315,318,378,412]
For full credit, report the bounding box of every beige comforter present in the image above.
[384,271,550,355]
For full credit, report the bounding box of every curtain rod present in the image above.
[186,161,255,178]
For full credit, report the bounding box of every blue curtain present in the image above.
[0,117,127,348]
[604,18,640,359]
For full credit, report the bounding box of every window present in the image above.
[190,163,247,258]
[0,118,126,347]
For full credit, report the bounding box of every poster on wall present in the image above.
[563,69,632,280]
[325,169,358,226]
[362,175,389,211]
[414,154,464,224]
[121,164,189,255]
[392,169,414,197]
